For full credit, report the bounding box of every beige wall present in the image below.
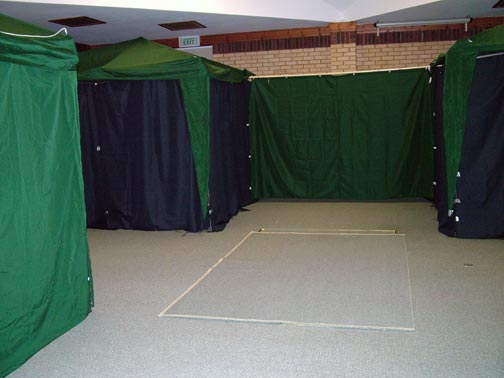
[330,43,356,72]
[214,47,332,76]
[213,40,455,75]
[356,41,455,71]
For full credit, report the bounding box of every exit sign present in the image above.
[179,36,200,47]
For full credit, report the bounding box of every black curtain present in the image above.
[431,65,454,235]
[208,79,254,231]
[433,54,504,238]
[78,80,205,231]
[455,53,504,238]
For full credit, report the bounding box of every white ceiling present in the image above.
[0,0,502,45]
[358,0,504,24]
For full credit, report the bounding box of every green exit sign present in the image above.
[179,36,200,47]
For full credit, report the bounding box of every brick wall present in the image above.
[151,17,503,76]
[214,47,332,76]
[356,41,456,71]
[214,40,453,75]
[330,43,357,72]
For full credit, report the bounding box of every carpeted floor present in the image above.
[7,200,504,378]
[162,232,415,330]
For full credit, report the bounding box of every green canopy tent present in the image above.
[0,14,93,377]
[432,25,504,238]
[441,24,504,211]
[78,38,252,219]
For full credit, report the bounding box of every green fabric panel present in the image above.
[0,39,92,377]
[443,24,504,210]
[250,69,433,200]
[180,75,211,216]
[201,57,254,82]
[0,14,78,71]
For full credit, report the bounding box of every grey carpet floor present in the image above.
[162,232,414,330]
[7,200,504,378]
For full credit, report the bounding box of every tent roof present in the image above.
[0,12,55,36]
[0,13,78,70]
[452,23,504,49]
[78,37,252,82]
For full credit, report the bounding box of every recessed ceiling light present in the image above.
[159,20,207,31]
[49,16,106,27]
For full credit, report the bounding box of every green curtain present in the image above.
[250,69,433,199]
[0,25,93,377]
[180,75,211,212]
[442,24,504,210]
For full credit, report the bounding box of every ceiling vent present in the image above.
[494,0,504,8]
[49,16,106,27]
[159,20,207,31]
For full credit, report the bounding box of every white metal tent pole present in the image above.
[477,51,504,60]
[434,51,504,68]
[0,28,68,38]
[248,65,429,80]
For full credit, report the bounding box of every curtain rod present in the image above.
[375,18,471,28]
[248,65,429,80]
[374,18,472,35]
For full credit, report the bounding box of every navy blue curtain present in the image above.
[433,53,504,238]
[78,80,205,231]
[455,53,504,238]
[208,79,254,231]
[432,65,454,235]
